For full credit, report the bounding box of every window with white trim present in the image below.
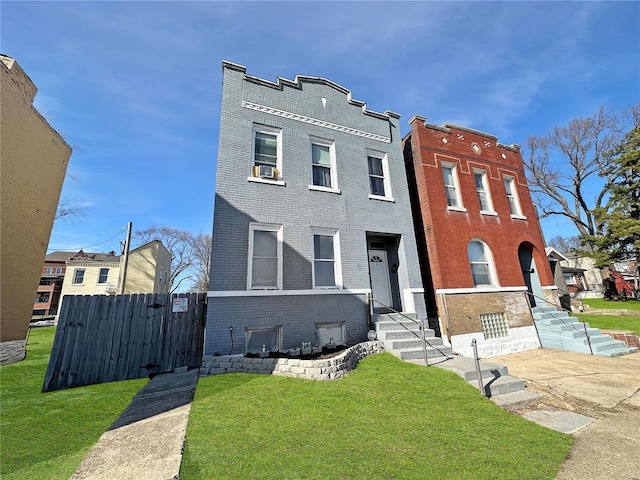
[468,240,496,286]
[310,137,338,191]
[367,152,392,200]
[97,268,109,284]
[251,125,282,180]
[473,170,494,213]
[46,267,53,274]
[55,267,63,274]
[563,273,577,285]
[441,163,464,209]
[247,223,282,290]
[312,229,342,288]
[503,175,524,217]
[72,268,85,284]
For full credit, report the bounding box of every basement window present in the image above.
[479,312,510,340]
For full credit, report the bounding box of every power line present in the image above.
[46,227,127,253]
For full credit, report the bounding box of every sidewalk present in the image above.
[71,368,199,480]
[492,349,640,480]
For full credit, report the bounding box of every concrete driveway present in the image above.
[492,349,640,480]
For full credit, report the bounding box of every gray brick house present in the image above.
[205,61,426,356]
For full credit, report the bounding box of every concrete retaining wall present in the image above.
[201,341,382,380]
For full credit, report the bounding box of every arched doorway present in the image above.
[518,243,544,307]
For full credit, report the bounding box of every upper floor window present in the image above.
[441,163,465,210]
[251,125,282,182]
[55,267,63,274]
[247,223,282,290]
[367,152,393,201]
[503,175,525,218]
[72,268,85,284]
[468,240,496,287]
[312,229,342,289]
[46,267,53,274]
[97,268,109,284]
[310,137,339,193]
[474,170,494,214]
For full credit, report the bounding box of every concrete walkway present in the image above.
[492,349,640,480]
[71,369,199,480]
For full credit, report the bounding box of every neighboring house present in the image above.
[59,240,172,304]
[32,252,68,318]
[546,247,576,311]
[611,260,638,297]
[403,118,555,357]
[560,252,603,298]
[206,61,426,356]
[1,55,71,350]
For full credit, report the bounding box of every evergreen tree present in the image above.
[581,127,640,273]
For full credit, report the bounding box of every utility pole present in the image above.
[118,222,132,294]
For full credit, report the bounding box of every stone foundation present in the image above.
[201,341,383,380]
[0,340,26,365]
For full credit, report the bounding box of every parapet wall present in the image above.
[201,341,383,380]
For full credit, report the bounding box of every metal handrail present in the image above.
[525,290,593,355]
[367,294,452,365]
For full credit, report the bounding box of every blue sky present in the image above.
[3,1,639,265]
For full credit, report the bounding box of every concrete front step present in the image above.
[491,390,542,410]
[397,346,453,360]
[387,337,445,350]
[429,355,535,410]
[467,375,525,397]
[375,320,422,331]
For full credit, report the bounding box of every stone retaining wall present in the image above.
[201,341,383,380]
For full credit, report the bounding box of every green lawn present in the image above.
[574,314,640,336]
[0,327,147,480]
[582,298,640,312]
[181,354,572,480]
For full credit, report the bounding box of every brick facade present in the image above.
[403,117,554,357]
[206,61,425,357]
[1,55,71,344]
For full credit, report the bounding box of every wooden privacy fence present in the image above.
[43,293,206,392]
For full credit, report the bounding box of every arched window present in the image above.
[468,240,495,286]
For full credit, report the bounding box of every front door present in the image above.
[369,249,393,311]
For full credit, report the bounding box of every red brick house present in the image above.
[32,252,68,318]
[403,116,557,357]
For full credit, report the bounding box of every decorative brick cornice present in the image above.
[241,101,391,143]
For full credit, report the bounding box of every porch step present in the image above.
[428,355,539,410]
[373,312,451,362]
[532,306,638,357]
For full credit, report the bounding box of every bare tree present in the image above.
[524,104,638,240]
[547,235,582,254]
[55,198,86,221]
[134,227,196,293]
[189,233,212,292]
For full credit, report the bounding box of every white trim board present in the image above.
[208,288,371,298]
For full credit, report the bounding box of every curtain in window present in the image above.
[368,156,385,196]
[312,144,332,187]
[474,172,489,211]
[468,241,491,286]
[255,132,278,167]
[314,234,335,287]
[252,230,278,287]
[442,166,458,207]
